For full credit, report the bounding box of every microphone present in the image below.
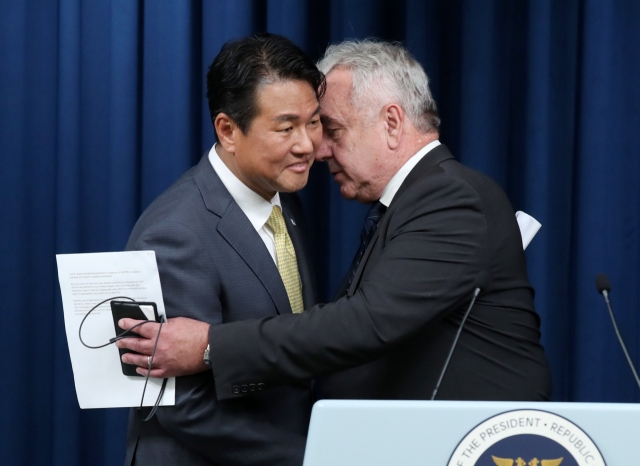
[431,271,490,400]
[595,274,610,295]
[595,273,640,391]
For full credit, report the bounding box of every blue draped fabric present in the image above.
[1,1,639,464]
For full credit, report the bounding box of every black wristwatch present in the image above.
[203,344,211,366]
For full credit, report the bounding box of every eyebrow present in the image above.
[320,114,341,127]
[274,105,321,123]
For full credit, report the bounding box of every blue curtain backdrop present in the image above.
[1,0,639,464]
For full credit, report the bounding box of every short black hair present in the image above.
[206,33,326,139]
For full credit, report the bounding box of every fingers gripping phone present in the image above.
[110,301,160,377]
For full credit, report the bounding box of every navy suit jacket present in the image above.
[124,155,316,466]
[207,144,551,402]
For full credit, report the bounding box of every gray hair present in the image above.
[317,39,440,133]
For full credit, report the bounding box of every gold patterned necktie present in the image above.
[267,206,304,313]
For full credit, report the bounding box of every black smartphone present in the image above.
[110,301,160,377]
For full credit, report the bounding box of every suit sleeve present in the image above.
[209,172,488,401]
[128,221,307,465]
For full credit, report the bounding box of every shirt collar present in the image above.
[208,144,281,231]
[379,140,441,207]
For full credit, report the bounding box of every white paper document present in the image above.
[515,211,542,250]
[56,251,175,409]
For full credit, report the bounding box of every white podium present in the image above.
[303,400,640,465]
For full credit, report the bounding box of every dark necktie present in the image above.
[343,201,387,291]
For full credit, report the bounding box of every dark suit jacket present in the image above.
[208,144,551,402]
[124,155,317,466]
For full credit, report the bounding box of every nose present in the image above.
[292,128,314,156]
[315,133,333,161]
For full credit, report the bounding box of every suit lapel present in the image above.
[346,144,455,296]
[347,231,379,297]
[193,155,293,315]
[217,207,292,315]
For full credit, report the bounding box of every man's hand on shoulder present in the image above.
[116,317,210,378]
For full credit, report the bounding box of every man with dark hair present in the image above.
[120,33,324,466]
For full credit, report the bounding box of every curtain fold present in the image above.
[2,1,640,464]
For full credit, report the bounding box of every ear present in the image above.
[214,113,239,153]
[382,103,403,150]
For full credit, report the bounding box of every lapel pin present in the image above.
[290,218,296,226]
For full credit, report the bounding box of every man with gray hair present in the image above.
[120,39,551,402]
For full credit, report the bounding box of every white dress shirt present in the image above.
[379,139,441,207]
[208,144,279,264]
